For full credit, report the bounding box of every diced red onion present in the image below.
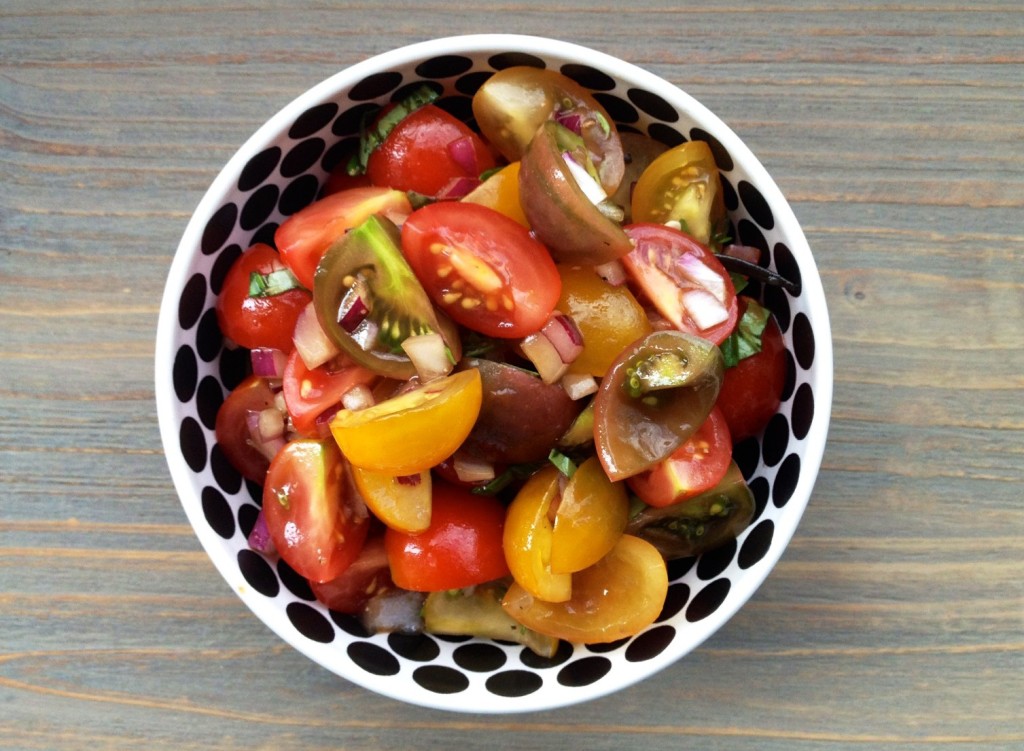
[361,588,426,635]
[554,111,582,134]
[678,252,728,303]
[246,408,287,461]
[338,294,369,333]
[341,384,375,412]
[293,302,340,370]
[247,510,276,555]
[561,372,598,400]
[561,151,607,204]
[520,332,569,385]
[250,347,287,379]
[435,175,482,200]
[594,259,628,286]
[447,135,479,175]
[313,404,341,437]
[396,473,423,487]
[453,454,496,484]
[401,332,453,382]
[682,288,730,330]
[542,313,585,364]
[722,244,762,264]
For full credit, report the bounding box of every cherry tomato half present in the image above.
[626,406,732,507]
[281,349,377,437]
[367,104,496,196]
[402,201,562,338]
[310,534,393,613]
[716,300,788,441]
[275,186,412,290]
[262,439,369,583]
[215,243,311,351]
[623,223,738,346]
[214,375,279,483]
[384,482,510,592]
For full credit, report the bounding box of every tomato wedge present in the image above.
[262,439,369,583]
[626,406,732,507]
[275,186,412,290]
[385,482,510,592]
[401,201,562,338]
[214,375,279,483]
[281,349,377,437]
[623,223,738,345]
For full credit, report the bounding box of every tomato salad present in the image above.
[214,67,794,655]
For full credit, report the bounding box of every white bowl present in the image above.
[155,33,833,713]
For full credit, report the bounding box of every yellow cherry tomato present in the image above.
[502,534,668,644]
[549,457,628,574]
[352,466,431,533]
[557,265,652,377]
[329,369,482,475]
[503,466,572,603]
[630,140,726,245]
[462,162,529,227]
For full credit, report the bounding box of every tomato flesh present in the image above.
[402,201,561,338]
[385,482,510,592]
[281,349,377,437]
[262,439,369,583]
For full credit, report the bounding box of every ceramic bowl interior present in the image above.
[155,34,833,713]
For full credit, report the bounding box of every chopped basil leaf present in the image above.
[478,165,504,182]
[548,448,577,478]
[730,272,749,296]
[406,190,435,209]
[720,298,771,367]
[248,268,303,298]
[594,111,611,137]
[471,462,541,496]
[347,85,440,176]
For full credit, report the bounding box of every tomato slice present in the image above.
[716,299,788,441]
[502,534,668,644]
[401,201,562,338]
[281,349,377,437]
[626,406,732,507]
[351,465,432,533]
[215,243,311,351]
[329,368,482,475]
[262,439,369,583]
[622,223,738,345]
[214,375,279,483]
[503,466,573,603]
[631,140,726,245]
[461,162,529,227]
[367,104,496,196]
[549,457,628,574]
[275,186,412,290]
[384,482,510,592]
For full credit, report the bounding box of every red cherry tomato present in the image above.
[367,105,496,196]
[310,534,393,613]
[321,162,372,196]
[622,223,738,345]
[716,300,787,441]
[215,243,311,352]
[262,439,369,583]
[384,481,510,592]
[627,407,732,507]
[401,202,562,338]
[281,349,378,438]
[214,375,278,483]
[275,186,412,290]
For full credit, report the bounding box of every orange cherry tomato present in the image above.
[262,439,369,583]
[503,466,572,603]
[352,465,432,533]
[461,161,529,227]
[329,368,482,475]
[502,534,668,644]
[556,265,652,377]
[385,482,510,592]
[549,457,628,575]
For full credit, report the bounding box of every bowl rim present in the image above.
[155,33,833,713]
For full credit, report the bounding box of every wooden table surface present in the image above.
[2,1,1022,749]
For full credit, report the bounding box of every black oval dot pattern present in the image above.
[166,47,824,707]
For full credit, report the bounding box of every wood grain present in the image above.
[2,1,1022,749]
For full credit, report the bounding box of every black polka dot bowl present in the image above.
[155,34,833,713]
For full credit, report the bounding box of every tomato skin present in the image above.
[626,406,732,507]
[281,349,378,437]
[384,482,510,592]
[716,302,788,441]
[275,186,412,290]
[402,201,562,338]
[622,224,738,346]
[214,375,278,483]
[215,243,311,352]
[310,535,393,613]
[367,105,496,196]
[262,439,370,584]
